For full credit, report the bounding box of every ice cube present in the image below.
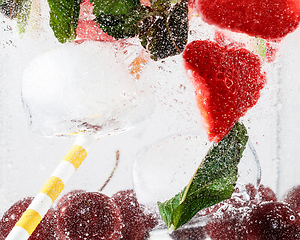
[21,40,154,137]
[132,132,210,204]
[132,132,262,205]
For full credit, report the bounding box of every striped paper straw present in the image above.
[5,134,97,240]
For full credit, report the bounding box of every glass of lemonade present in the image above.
[1,0,300,239]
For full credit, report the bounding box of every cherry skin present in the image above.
[282,185,300,213]
[245,202,300,240]
[55,189,86,209]
[112,189,158,240]
[0,197,57,240]
[169,226,206,240]
[56,191,122,240]
[243,184,277,202]
[257,184,277,202]
[205,195,250,240]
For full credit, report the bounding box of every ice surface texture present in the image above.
[21,40,154,137]
[132,132,210,204]
[132,133,261,206]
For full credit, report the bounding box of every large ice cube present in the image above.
[132,132,210,204]
[132,132,261,205]
[21,40,154,137]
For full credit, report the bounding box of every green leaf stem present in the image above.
[91,0,141,16]
[158,122,249,231]
[95,0,188,60]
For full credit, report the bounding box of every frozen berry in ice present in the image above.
[0,197,57,240]
[56,191,122,240]
[283,185,300,213]
[245,202,300,240]
[244,183,258,200]
[112,189,158,240]
[243,184,277,203]
[55,189,86,209]
[169,226,206,240]
[205,196,250,240]
[194,0,300,40]
[183,40,266,142]
[258,184,277,202]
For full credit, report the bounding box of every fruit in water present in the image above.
[257,184,277,202]
[193,0,300,40]
[205,196,250,240]
[0,197,57,240]
[243,184,277,202]
[55,189,86,209]
[169,226,206,240]
[112,189,158,240]
[283,185,300,214]
[245,202,300,239]
[183,40,266,142]
[56,191,122,240]
[76,0,115,41]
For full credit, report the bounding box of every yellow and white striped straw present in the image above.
[5,134,97,240]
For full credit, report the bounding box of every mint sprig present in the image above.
[95,5,151,39]
[91,0,141,15]
[48,0,81,43]
[95,0,188,60]
[158,122,249,231]
[0,0,30,19]
[0,0,32,33]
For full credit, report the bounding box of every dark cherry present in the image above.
[56,191,122,240]
[169,226,206,240]
[55,189,86,209]
[205,196,250,240]
[243,184,277,203]
[0,197,57,240]
[257,184,277,202]
[245,183,258,200]
[245,202,300,240]
[112,189,158,240]
[282,185,300,213]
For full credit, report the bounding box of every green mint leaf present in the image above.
[151,0,170,12]
[0,0,32,33]
[16,0,32,34]
[0,0,27,19]
[95,5,151,39]
[95,0,188,60]
[91,0,141,16]
[47,0,80,43]
[158,122,249,231]
[139,0,188,60]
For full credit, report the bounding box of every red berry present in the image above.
[194,0,300,40]
[243,183,277,203]
[205,196,250,240]
[244,183,258,201]
[183,40,266,142]
[245,202,300,240]
[258,184,277,203]
[169,226,206,240]
[283,185,300,214]
[56,192,122,240]
[265,41,280,63]
[112,189,158,240]
[55,189,86,209]
[0,197,57,240]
